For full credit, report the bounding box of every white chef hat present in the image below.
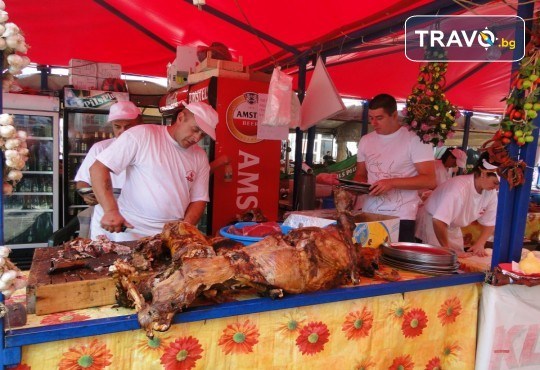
[450,148,467,168]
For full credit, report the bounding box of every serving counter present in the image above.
[0,268,484,369]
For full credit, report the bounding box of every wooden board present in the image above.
[26,247,119,315]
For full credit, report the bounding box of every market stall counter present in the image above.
[0,270,484,369]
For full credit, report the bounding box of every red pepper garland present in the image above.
[482,13,540,189]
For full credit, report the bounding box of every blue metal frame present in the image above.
[0,49,5,370]
[491,0,536,267]
[2,273,483,352]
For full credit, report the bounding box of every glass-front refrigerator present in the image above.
[62,87,130,226]
[3,93,60,249]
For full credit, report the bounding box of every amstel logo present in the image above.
[226,92,262,144]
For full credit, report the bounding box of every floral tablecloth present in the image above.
[5,270,481,370]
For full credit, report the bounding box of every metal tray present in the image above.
[381,256,460,275]
[382,242,457,265]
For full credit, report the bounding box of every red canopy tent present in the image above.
[7,0,536,113]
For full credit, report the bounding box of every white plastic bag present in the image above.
[289,92,301,128]
[262,67,292,126]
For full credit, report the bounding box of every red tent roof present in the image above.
[7,0,536,113]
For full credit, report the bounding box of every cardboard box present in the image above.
[97,62,122,90]
[68,59,122,91]
[176,45,199,72]
[283,209,400,247]
[194,54,244,73]
[167,62,189,91]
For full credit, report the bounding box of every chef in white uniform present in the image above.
[415,154,499,257]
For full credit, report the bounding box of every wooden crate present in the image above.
[188,68,250,84]
[26,247,118,315]
[194,54,244,73]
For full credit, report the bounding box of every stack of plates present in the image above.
[381,242,459,275]
[338,179,371,194]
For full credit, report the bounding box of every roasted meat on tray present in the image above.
[112,187,386,338]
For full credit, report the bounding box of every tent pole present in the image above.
[93,0,175,52]
[261,0,493,73]
[461,111,473,151]
[293,58,307,210]
[361,101,369,137]
[182,0,299,55]
[491,0,535,267]
[305,56,324,166]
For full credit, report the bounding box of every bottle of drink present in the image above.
[29,142,39,171]
[74,133,82,153]
[93,131,100,147]
[81,134,88,153]
[37,142,50,172]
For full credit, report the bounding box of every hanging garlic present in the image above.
[0,247,11,258]
[7,170,22,181]
[5,34,21,49]
[2,22,19,37]
[0,114,14,126]
[2,182,13,195]
[0,125,16,138]
[1,270,17,283]
[0,10,9,23]
[5,138,20,149]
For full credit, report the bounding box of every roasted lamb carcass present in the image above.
[113,188,374,338]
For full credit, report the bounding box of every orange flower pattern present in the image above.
[424,356,442,370]
[354,357,375,370]
[160,336,203,370]
[442,341,462,365]
[437,297,462,325]
[58,339,112,370]
[276,310,306,337]
[296,321,330,355]
[342,307,373,340]
[387,299,410,322]
[40,312,91,325]
[135,332,171,360]
[218,319,260,354]
[401,308,428,338]
[388,354,414,370]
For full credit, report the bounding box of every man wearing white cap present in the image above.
[415,153,499,257]
[75,100,142,204]
[90,101,218,241]
[434,147,467,185]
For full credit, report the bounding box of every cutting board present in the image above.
[26,247,122,315]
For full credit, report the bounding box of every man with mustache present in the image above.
[90,101,218,241]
